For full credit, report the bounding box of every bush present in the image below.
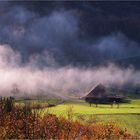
[0,97,14,113]
[0,97,134,139]
[0,109,133,139]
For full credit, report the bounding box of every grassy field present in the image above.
[15,99,140,136]
[38,99,140,136]
[41,99,140,115]
[95,114,140,136]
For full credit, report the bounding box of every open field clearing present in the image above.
[41,99,140,115]
[95,114,140,136]
[36,99,140,136]
[1,97,134,139]
[15,99,140,136]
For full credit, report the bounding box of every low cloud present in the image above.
[0,44,139,98]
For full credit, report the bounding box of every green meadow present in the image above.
[44,100,140,115]
[39,99,140,136]
[16,99,140,136]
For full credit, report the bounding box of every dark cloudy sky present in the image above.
[0,1,140,68]
[0,1,140,97]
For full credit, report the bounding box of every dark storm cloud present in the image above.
[0,3,140,66]
[0,5,80,64]
[0,3,140,65]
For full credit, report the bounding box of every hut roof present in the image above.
[86,84,107,98]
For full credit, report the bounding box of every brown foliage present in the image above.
[0,98,134,139]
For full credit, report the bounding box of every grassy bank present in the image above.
[42,99,140,115]
[15,99,140,136]
[0,97,133,139]
[40,99,140,136]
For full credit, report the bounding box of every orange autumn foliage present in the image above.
[0,98,134,139]
[0,108,133,139]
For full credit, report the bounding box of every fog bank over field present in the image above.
[0,44,140,98]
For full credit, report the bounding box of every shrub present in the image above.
[0,98,134,139]
[0,97,14,113]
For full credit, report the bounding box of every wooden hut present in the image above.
[85,84,128,106]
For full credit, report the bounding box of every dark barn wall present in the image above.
[85,96,130,105]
